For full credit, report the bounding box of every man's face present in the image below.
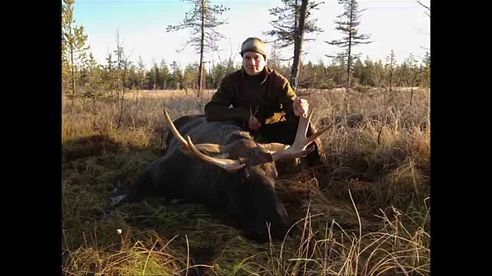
[242,51,266,76]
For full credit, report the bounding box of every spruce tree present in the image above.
[325,0,371,89]
[385,50,397,92]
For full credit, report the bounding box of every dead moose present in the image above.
[113,110,328,242]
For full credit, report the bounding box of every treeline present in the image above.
[62,0,430,97]
[64,51,429,96]
[67,55,239,95]
[270,52,430,90]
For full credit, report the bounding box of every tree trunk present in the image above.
[346,0,355,89]
[410,87,414,106]
[116,90,125,129]
[409,77,415,106]
[198,0,205,98]
[389,54,394,92]
[389,69,393,92]
[290,0,308,90]
[70,44,76,95]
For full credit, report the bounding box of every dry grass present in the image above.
[62,88,430,275]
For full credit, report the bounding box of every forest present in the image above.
[62,0,430,97]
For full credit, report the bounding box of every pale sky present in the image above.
[72,0,430,70]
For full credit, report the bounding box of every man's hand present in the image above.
[293,98,309,118]
[248,114,261,130]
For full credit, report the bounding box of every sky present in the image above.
[72,0,430,70]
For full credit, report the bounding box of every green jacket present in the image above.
[204,66,297,126]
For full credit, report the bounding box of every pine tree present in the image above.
[265,0,323,89]
[137,56,146,90]
[112,31,132,128]
[166,0,229,98]
[372,60,385,88]
[267,43,284,73]
[147,63,159,90]
[362,57,375,86]
[169,61,183,90]
[159,60,170,89]
[325,0,371,89]
[183,64,199,90]
[422,52,430,88]
[86,53,102,94]
[351,58,364,86]
[103,53,117,93]
[402,53,419,105]
[385,49,397,91]
[62,0,90,95]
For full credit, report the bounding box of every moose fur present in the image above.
[120,114,292,242]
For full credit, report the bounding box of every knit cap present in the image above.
[240,37,267,58]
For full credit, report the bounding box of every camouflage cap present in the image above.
[240,37,267,58]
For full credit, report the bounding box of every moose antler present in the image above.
[163,109,244,172]
[163,109,188,147]
[269,109,329,162]
[164,109,328,172]
[185,136,246,172]
[163,109,226,156]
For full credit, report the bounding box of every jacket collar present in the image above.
[240,66,271,85]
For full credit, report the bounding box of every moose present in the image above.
[112,109,328,242]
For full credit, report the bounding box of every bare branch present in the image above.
[417,1,430,17]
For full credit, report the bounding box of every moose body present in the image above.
[119,111,327,242]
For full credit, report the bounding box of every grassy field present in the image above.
[62,87,430,275]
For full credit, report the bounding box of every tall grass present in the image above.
[62,88,430,275]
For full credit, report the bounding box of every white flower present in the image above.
[116,228,122,235]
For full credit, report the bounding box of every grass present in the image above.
[62,88,430,275]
